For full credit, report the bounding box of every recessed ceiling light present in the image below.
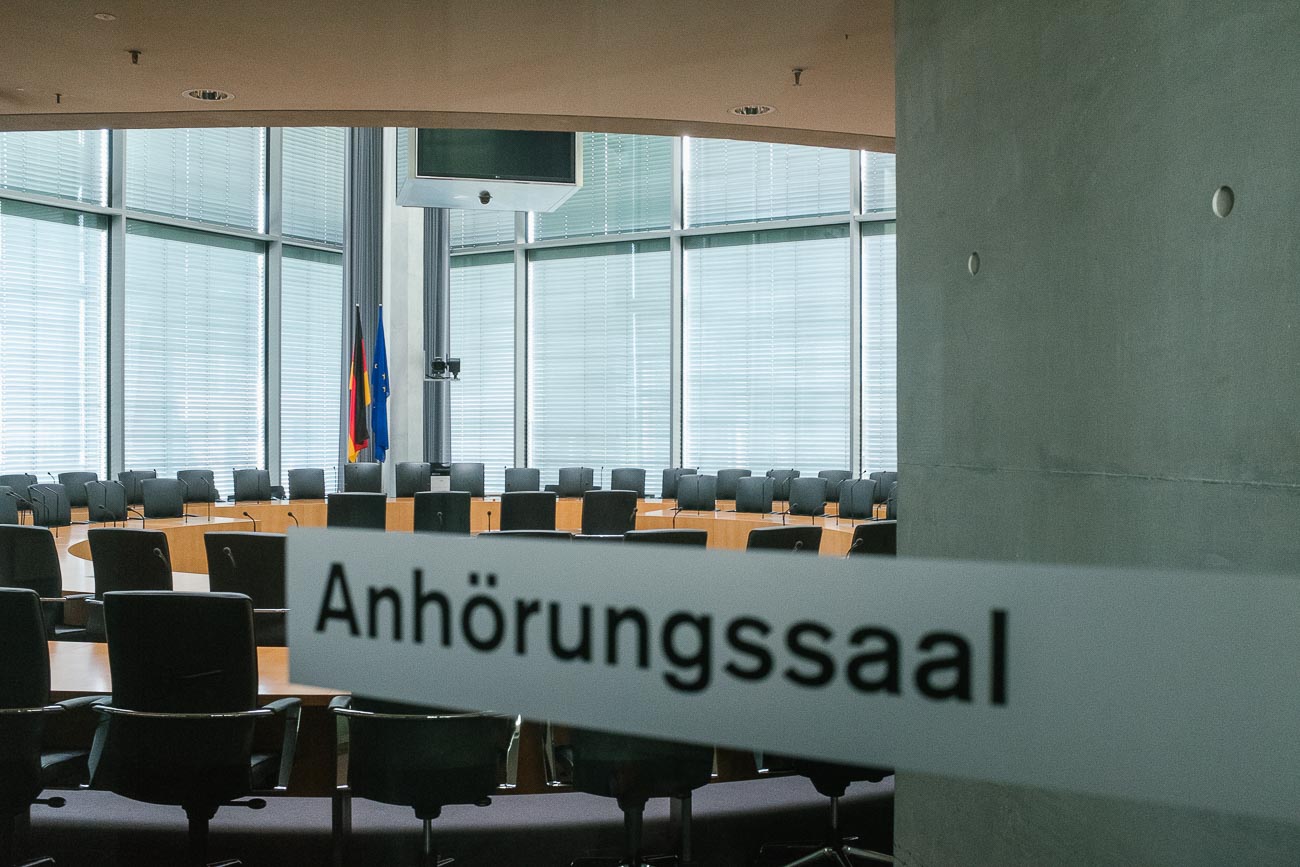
[93,12,117,21]
[729,104,776,117]
[182,88,234,102]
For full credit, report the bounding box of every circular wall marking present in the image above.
[1212,186,1234,218]
[968,252,980,275]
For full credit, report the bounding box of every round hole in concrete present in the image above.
[1212,185,1234,218]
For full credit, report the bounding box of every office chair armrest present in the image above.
[260,697,302,791]
[253,608,290,615]
[542,721,573,787]
[91,705,276,720]
[500,715,522,790]
[0,704,67,716]
[56,695,110,713]
[328,695,352,712]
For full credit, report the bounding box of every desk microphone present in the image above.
[671,505,684,529]
[792,540,804,552]
[486,510,492,533]
[128,506,145,528]
[4,490,27,525]
[152,547,169,569]
[200,477,214,520]
[47,472,57,482]
[242,511,260,532]
[436,511,445,532]
[287,512,300,528]
[599,466,604,490]
[846,537,865,558]
[176,478,197,523]
[222,546,237,570]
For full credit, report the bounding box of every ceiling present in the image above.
[0,0,895,150]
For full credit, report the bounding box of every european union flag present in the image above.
[371,305,390,462]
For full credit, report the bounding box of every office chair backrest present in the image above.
[413,491,472,534]
[885,481,898,520]
[499,492,558,531]
[817,470,852,503]
[0,525,62,600]
[84,480,129,523]
[26,483,71,528]
[837,478,877,520]
[734,476,775,514]
[849,520,897,556]
[449,462,485,498]
[581,490,638,536]
[676,474,717,512]
[484,530,572,540]
[327,492,387,530]
[504,467,540,493]
[204,533,286,609]
[788,477,828,517]
[557,467,594,498]
[0,587,50,816]
[660,468,697,499]
[87,528,173,596]
[0,487,18,524]
[623,529,709,547]
[343,462,383,493]
[746,525,823,553]
[609,468,646,498]
[58,471,99,508]
[116,470,155,505]
[233,467,272,501]
[176,469,218,502]
[766,469,800,502]
[0,474,37,500]
[568,729,713,802]
[868,471,897,504]
[286,468,326,500]
[395,462,433,498]
[715,469,752,500]
[140,478,185,519]
[344,698,512,817]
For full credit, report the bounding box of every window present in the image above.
[123,222,266,495]
[861,224,897,472]
[533,133,672,240]
[0,200,107,474]
[450,209,518,248]
[282,127,345,245]
[125,127,267,231]
[528,240,671,490]
[281,247,345,490]
[0,129,108,205]
[450,252,515,492]
[684,226,851,474]
[685,138,850,227]
[862,151,896,214]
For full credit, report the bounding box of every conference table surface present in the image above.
[40,494,870,796]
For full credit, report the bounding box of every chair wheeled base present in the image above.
[758,795,893,866]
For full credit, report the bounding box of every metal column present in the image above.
[423,208,452,468]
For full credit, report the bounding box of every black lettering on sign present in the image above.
[724,616,773,681]
[662,612,712,693]
[846,626,900,694]
[915,631,972,701]
[412,569,451,646]
[784,621,836,687]
[315,563,359,636]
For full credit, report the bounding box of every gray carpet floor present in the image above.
[23,776,894,866]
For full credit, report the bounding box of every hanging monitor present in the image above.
[396,128,582,212]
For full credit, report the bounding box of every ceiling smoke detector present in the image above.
[729,104,775,117]
[182,88,234,102]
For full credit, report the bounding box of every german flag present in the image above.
[347,305,371,461]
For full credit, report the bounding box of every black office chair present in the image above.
[566,729,713,867]
[204,533,288,646]
[0,587,102,867]
[885,482,898,520]
[608,468,646,498]
[232,468,272,502]
[329,698,514,867]
[747,525,823,553]
[140,478,188,520]
[867,472,897,505]
[715,469,752,501]
[499,491,557,532]
[0,525,88,641]
[848,521,897,556]
[449,462,486,498]
[1,475,37,519]
[85,528,173,642]
[176,469,220,504]
[483,530,572,540]
[675,474,717,512]
[116,470,155,506]
[89,591,301,867]
[837,479,877,523]
[413,491,472,535]
[660,468,697,500]
[766,469,800,503]
[818,470,853,504]
[759,760,895,866]
[734,476,775,514]
[787,477,828,521]
[56,472,98,509]
[557,467,595,498]
[327,492,387,530]
[343,462,383,494]
[503,467,540,493]
[395,462,433,498]
[623,529,709,547]
[581,490,638,537]
[24,485,70,536]
[0,488,19,525]
[83,480,128,525]
[286,468,326,500]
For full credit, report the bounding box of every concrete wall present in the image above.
[894,1,1300,863]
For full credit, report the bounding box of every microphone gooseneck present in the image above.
[287,511,300,528]
[242,511,259,532]
[436,511,445,531]
[486,510,492,533]
[223,546,237,569]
